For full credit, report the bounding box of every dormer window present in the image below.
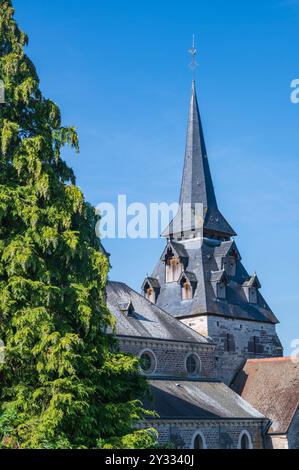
[144,284,156,304]
[118,301,135,317]
[182,280,192,301]
[228,256,237,277]
[141,277,160,304]
[161,241,188,284]
[179,272,197,301]
[222,253,238,277]
[249,287,257,304]
[211,270,228,300]
[166,256,182,283]
[243,274,261,304]
[217,281,226,299]
[215,242,241,276]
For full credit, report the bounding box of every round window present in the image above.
[186,354,200,376]
[140,351,156,375]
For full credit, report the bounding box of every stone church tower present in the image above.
[142,80,283,384]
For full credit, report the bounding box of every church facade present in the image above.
[105,79,299,449]
[107,281,268,449]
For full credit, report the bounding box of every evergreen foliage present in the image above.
[0,0,157,449]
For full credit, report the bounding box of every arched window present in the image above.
[194,435,204,449]
[192,431,206,449]
[238,431,253,449]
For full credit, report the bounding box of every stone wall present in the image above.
[181,315,283,384]
[287,408,299,449]
[118,337,215,378]
[143,420,264,449]
[266,409,299,449]
[267,408,299,449]
[266,435,289,449]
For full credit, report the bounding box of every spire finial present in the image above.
[188,34,198,80]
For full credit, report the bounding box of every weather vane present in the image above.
[188,34,198,78]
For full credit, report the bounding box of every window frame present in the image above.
[165,255,183,283]
[217,281,226,299]
[185,353,201,377]
[181,278,193,301]
[191,431,207,449]
[249,287,258,304]
[139,349,157,376]
[144,284,156,304]
[237,430,253,449]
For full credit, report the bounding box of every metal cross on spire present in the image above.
[188,34,198,79]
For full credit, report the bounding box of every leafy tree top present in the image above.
[0,0,156,449]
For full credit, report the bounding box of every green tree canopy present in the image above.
[0,0,156,449]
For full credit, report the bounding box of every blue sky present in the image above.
[13,0,299,354]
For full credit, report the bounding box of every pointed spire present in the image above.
[179,80,216,210]
[162,80,236,240]
[162,38,236,240]
[180,80,236,238]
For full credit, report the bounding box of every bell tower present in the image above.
[142,40,283,384]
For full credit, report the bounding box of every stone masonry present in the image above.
[142,420,264,449]
[118,337,215,379]
[181,316,282,384]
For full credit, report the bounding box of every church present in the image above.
[105,73,299,449]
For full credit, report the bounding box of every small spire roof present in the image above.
[243,273,262,289]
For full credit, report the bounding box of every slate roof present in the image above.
[106,281,213,345]
[152,237,279,324]
[144,277,161,289]
[144,379,266,420]
[179,271,197,285]
[161,241,189,261]
[162,81,236,238]
[214,240,241,260]
[142,277,161,291]
[243,274,262,289]
[210,270,228,283]
[231,358,299,434]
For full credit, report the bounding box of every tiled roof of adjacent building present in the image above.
[144,379,266,420]
[231,357,299,434]
[106,281,213,345]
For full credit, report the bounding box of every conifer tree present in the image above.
[0,0,156,449]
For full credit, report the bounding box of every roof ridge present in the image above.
[246,357,296,364]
